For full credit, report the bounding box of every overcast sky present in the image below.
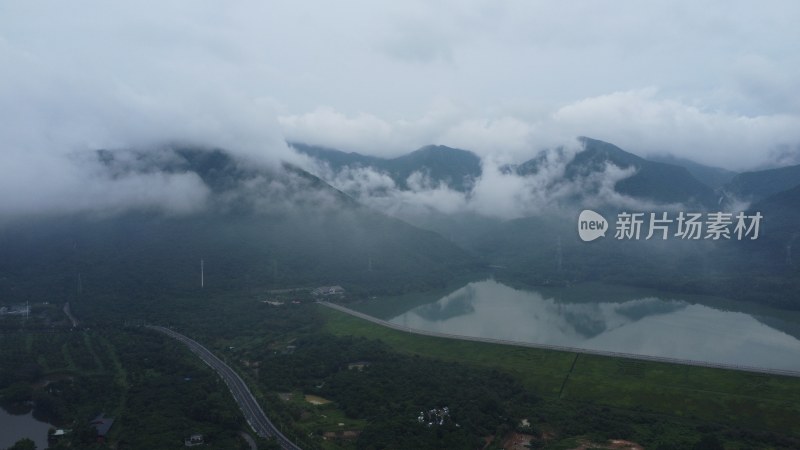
[2,1,799,215]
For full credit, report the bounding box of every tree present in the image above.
[2,382,32,403]
[6,438,36,450]
[694,434,725,450]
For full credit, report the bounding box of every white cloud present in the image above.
[279,107,399,155]
[551,89,800,170]
[281,89,800,170]
[2,0,800,217]
[0,1,304,217]
[304,138,678,220]
[0,148,211,217]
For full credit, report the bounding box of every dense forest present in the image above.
[0,321,259,449]
[1,148,799,448]
[4,290,798,449]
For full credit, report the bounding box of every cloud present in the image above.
[0,41,294,164]
[551,89,800,170]
[2,0,799,219]
[281,89,800,171]
[381,20,456,64]
[279,98,470,157]
[0,148,211,217]
[376,1,504,65]
[303,138,678,221]
[279,108,401,155]
[724,54,800,115]
[0,1,304,217]
[0,76,297,217]
[279,103,552,161]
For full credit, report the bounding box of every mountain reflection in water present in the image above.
[388,280,800,372]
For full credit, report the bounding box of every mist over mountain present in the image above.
[512,137,718,208]
[3,4,800,449]
[725,163,800,203]
[645,154,738,189]
[291,142,482,192]
[293,135,800,309]
[299,137,721,224]
[2,134,799,312]
[747,184,800,266]
[0,147,479,306]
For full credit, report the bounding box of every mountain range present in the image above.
[2,137,799,315]
[725,164,800,203]
[512,137,719,207]
[0,148,479,313]
[291,142,481,192]
[295,137,800,307]
[296,137,800,210]
[647,154,737,189]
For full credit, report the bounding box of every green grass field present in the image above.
[320,305,800,437]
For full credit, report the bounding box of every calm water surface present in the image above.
[378,280,800,372]
[0,404,53,450]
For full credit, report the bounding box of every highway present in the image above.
[319,301,800,379]
[148,326,302,450]
[63,302,79,328]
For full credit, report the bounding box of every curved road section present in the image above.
[319,301,800,379]
[148,325,302,450]
[63,302,79,328]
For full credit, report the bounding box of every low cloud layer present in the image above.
[304,139,680,221]
[1,2,299,217]
[281,89,800,171]
[2,1,798,218]
[0,149,211,217]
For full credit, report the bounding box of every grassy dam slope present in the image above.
[320,304,800,437]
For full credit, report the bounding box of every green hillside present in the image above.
[516,137,718,207]
[291,142,482,192]
[648,153,737,189]
[0,148,481,310]
[726,163,800,202]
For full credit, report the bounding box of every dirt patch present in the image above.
[572,439,644,450]
[609,439,644,450]
[322,430,360,440]
[33,374,74,389]
[502,432,535,450]
[304,394,332,405]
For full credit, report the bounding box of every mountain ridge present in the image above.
[290,142,482,192]
[0,147,481,307]
[508,137,718,207]
[647,153,737,189]
[295,138,724,208]
[725,163,800,203]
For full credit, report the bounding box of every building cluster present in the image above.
[322,430,360,441]
[0,303,30,316]
[311,285,345,297]
[185,434,204,447]
[417,406,451,427]
[347,361,371,371]
[48,411,112,445]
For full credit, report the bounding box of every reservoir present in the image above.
[358,279,800,373]
[0,404,54,450]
